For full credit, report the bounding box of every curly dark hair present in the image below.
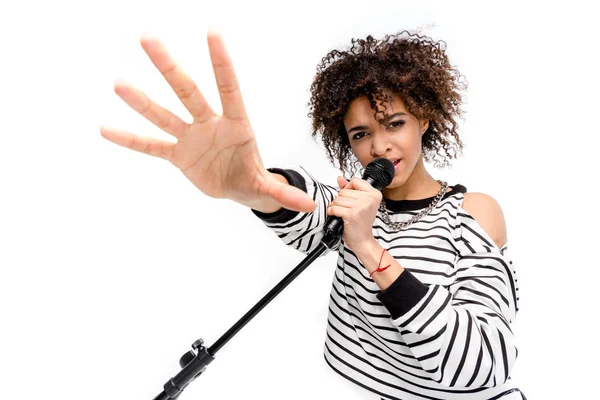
[307,30,467,177]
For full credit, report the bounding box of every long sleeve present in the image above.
[251,165,343,254]
[376,210,520,389]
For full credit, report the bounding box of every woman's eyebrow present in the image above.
[347,125,369,134]
[347,112,408,134]
[380,112,408,123]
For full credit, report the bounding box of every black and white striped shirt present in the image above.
[252,166,522,400]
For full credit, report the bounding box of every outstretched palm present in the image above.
[101,29,315,213]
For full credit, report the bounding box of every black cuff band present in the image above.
[376,269,429,319]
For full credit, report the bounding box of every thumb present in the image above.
[268,174,316,213]
[337,176,349,189]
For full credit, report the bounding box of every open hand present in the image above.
[100,29,316,213]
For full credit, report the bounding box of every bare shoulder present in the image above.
[462,192,507,248]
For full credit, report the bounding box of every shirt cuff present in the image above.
[376,269,429,319]
[250,168,307,224]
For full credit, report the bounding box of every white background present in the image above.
[1,0,598,399]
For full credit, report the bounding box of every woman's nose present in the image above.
[371,134,391,157]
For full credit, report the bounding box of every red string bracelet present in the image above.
[369,248,391,277]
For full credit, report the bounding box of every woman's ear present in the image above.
[421,120,430,135]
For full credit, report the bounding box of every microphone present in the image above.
[321,158,395,246]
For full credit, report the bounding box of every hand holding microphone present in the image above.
[322,158,395,252]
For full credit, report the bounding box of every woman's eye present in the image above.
[353,132,366,140]
[389,121,405,129]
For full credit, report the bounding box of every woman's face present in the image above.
[343,94,429,189]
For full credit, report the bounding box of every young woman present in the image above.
[101,28,523,399]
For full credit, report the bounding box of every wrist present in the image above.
[353,239,404,291]
[352,238,381,263]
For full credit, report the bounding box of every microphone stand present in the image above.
[152,226,342,400]
[152,158,394,400]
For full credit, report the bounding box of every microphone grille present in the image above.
[363,158,395,190]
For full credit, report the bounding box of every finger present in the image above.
[114,78,189,138]
[330,196,356,208]
[337,188,362,199]
[207,28,248,121]
[100,125,174,161]
[349,178,376,192]
[348,179,383,204]
[264,175,316,213]
[326,205,347,218]
[140,32,215,123]
[337,176,349,189]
